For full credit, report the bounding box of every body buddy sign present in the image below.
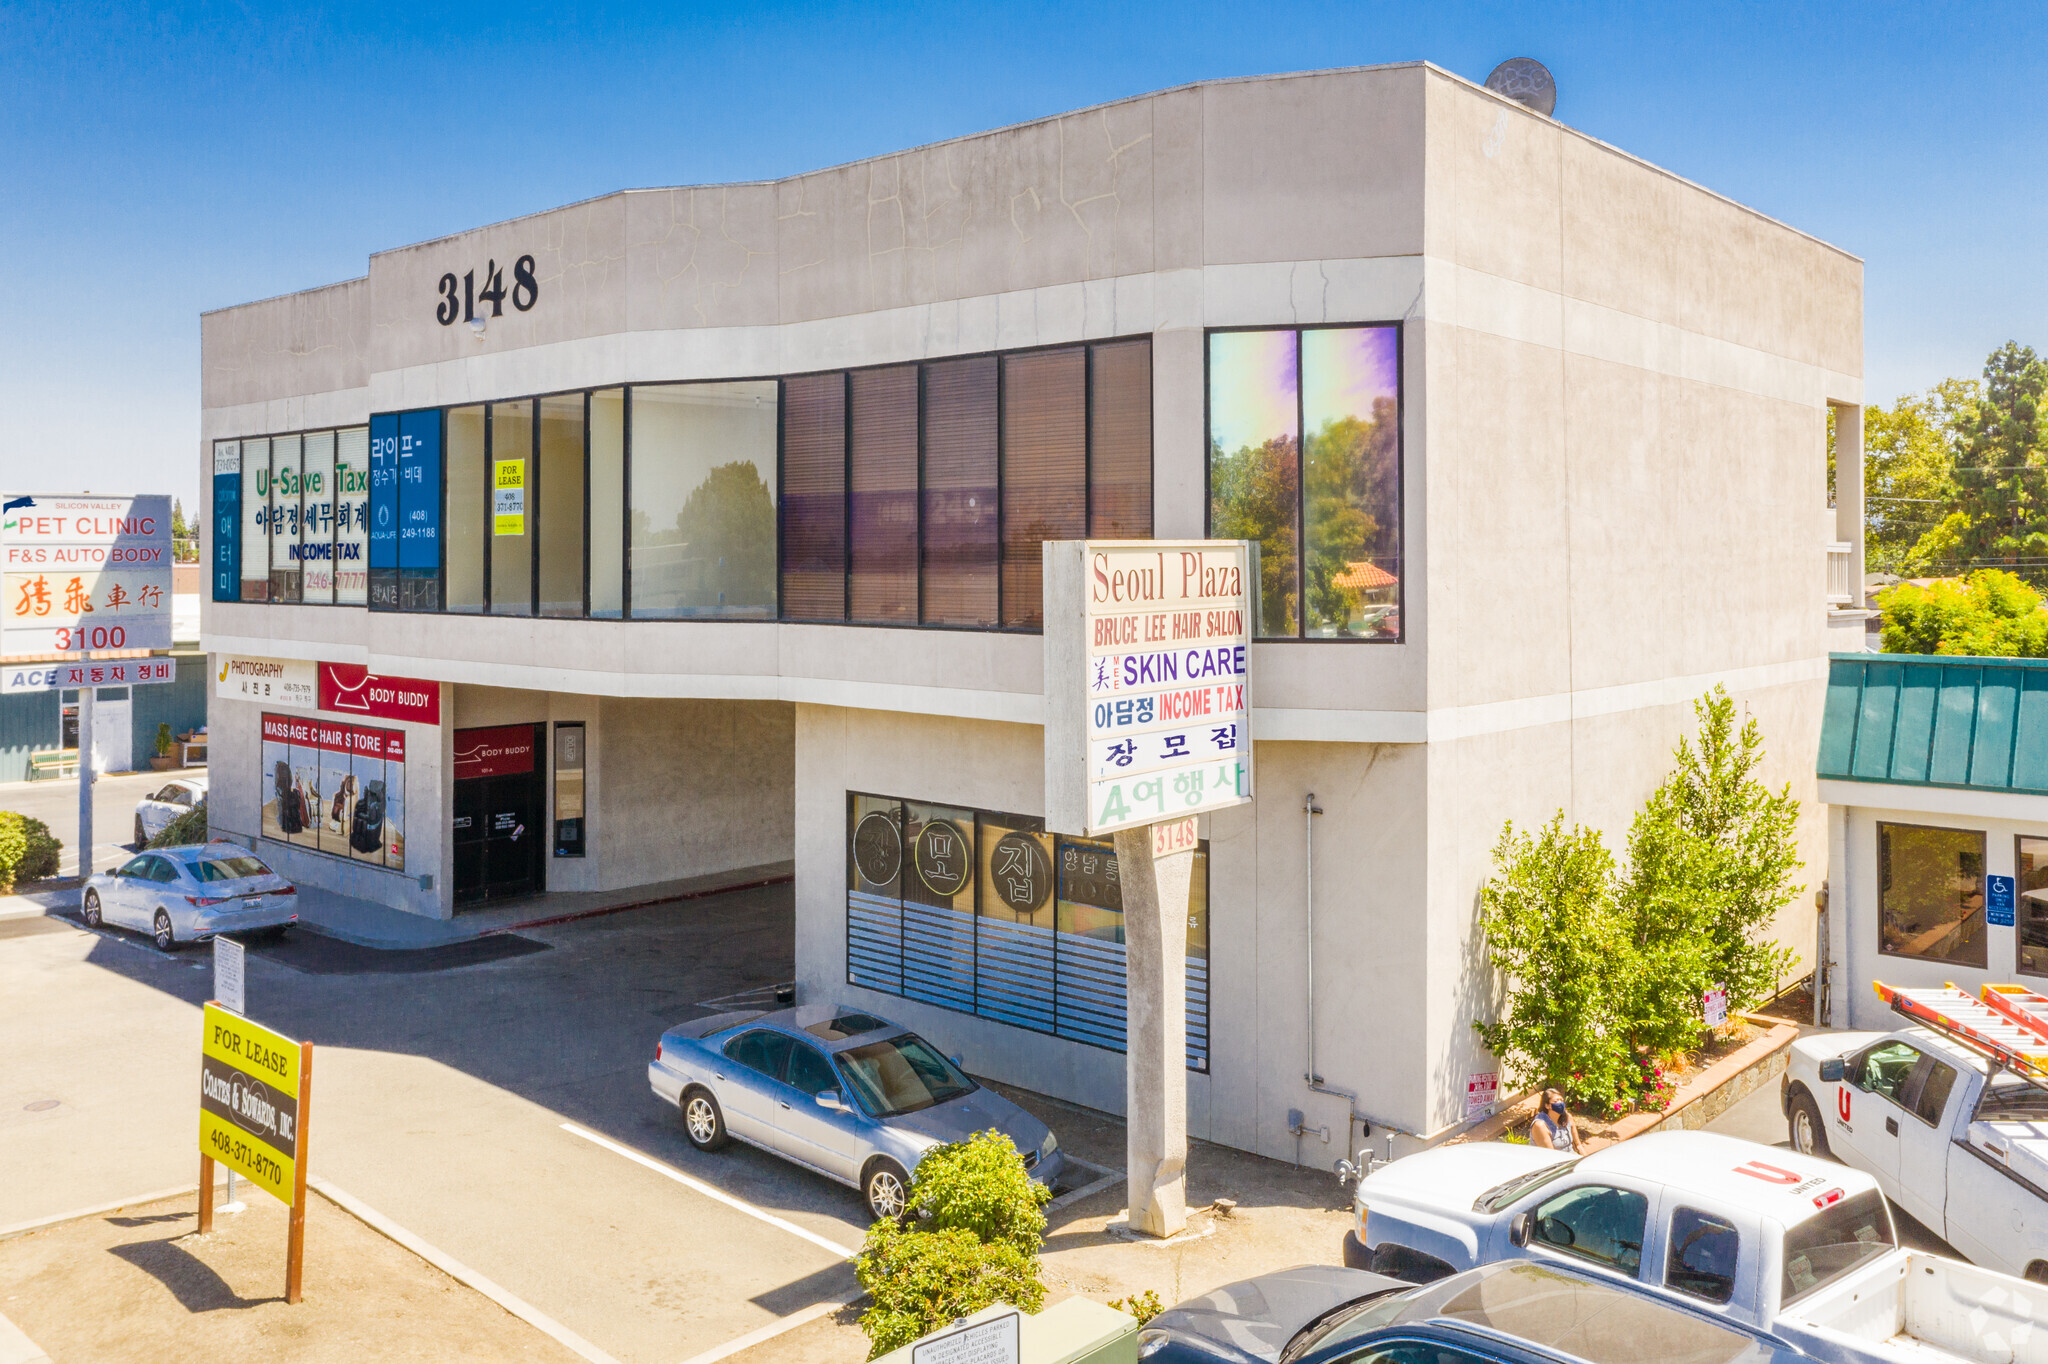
[1044,541,1254,836]
[200,1003,307,1205]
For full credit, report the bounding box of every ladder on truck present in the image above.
[1872,980,2048,1094]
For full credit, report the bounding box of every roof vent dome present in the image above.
[1484,58,1557,117]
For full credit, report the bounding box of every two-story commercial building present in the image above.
[200,61,1864,1161]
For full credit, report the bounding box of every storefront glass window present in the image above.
[239,437,270,602]
[850,366,919,624]
[1209,325,1402,641]
[629,381,778,618]
[262,713,406,869]
[489,399,534,616]
[780,373,848,621]
[397,410,443,612]
[1000,348,1087,628]
[1879,822,1987,967]
[445,406,487,613]
[2017,836,2048,979]
[538,394,585,617]
[335,427,370,605]
[1301,326,1401,639]
[1088,339,1153,539]
[367,416,399,609]
[269,433,303,603]
[300,431,336,604]
[212,441,241,602]
[589,390,625,618]
[922,356,999,627]
[845,791,1209,1071]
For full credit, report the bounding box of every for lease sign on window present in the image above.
[1045,541,1254,837]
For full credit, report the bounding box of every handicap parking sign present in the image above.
[1988,874,2016,928]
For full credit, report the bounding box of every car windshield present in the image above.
[834,1034,976,1117]
[193,856,271,882]
[1474,1158,1580,1212]
[1781,1189,1895,1306]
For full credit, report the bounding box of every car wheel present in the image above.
[864,1159,910,1221]
[1788,1090,1833,1161]
[154,910,176,953]
[134,815,147,848]
[82,890,102,929]
[681,1089,729,1151]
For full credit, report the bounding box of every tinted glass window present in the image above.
[152,858,184,883]
[785,1043,838,1097]
[848,366,919,624]
[921,355,999,627]
[588,389,625,618]
[1531,1184,1648,1277]
[723,1030,793,1081]
[999,347,1086,628]
[1088,338,1152,539]
[836,1034,975,1117]
[445,405,487,613]
[196,857,271,882]
[537,393,585,618]
[779,373,847,621]
[117,856,151,879]
[489,399,534,616]
[1666,1207,1740,1304]
[1878,823,1987,967]
[630,381,778,619]
[1782,1189,1894,1304]
[1914,1060,1959,1125]
[1853,1041,1922,1103]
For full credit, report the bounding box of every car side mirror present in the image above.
[1818,1058,1845,1083]
[1509,1211,1533,1248]
[817,1089,845,1111]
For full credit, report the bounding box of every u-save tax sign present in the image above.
[1043,541,1253,836]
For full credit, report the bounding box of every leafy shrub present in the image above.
[1474,688,1802,1115]
[149,800,208,849]
[855,1130,1049,1359]
[0,812,62,890]
[1880,570,2048,657]
[1108,1290,1164,1324]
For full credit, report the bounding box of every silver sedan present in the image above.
[82,842,299,952]
[649,1006,1064,1219]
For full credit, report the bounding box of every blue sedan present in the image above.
[648,1006,1064,1219]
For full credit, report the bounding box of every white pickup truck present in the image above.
[1783,981,2048,1281]
[1343,1130,2048,1364]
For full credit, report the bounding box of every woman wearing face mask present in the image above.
[1529,1088,1580,1153]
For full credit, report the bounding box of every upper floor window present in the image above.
[217,337,1153,631]
[1207,325,1402,641]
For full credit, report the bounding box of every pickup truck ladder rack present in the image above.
[1873,981,2048,1094]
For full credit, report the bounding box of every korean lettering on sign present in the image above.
[1045,541,1254,836]
[1,494,173,655]
[213,443,241,602]
[3,658,176,694]
[216,655,316,709]
[367,416,399,573]
[397,412,442,570]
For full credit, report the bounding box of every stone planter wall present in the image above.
[1444,1014,1800,1152]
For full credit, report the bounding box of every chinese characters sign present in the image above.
[216,655,317,709]
[1,494,173,655]
[1044,541,1253,836]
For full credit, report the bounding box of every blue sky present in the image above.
[3,1,2043,506]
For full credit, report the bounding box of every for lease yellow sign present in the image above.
[493,458,525,536]
[200,1003,305,1205]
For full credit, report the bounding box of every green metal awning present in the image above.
[1819,652,2048,795]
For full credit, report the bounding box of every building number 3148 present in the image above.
[436,256,539,325]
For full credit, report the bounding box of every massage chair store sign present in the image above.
[1046,541,1253,837]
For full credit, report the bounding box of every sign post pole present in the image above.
[286,1040,311,1304]
[1114,819,1197,1237]
[77,682,94,876]
[197,1151,215,1234]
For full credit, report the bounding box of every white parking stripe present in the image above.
[558,1123,860,1259]
[672,1289,863,1364]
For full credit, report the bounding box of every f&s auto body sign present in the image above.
[200,1003,308,1206]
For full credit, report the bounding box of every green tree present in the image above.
[1862,380,1975,575]
[1472,814,1635,1107]
[1879,569,2048,656]
[1947,344,2048,576]
[669,462,776,609]
[854,1131,1049,1359]
[1622,687,1801,1018]
[1302,400,1397,635]
[1209,435,1298,633]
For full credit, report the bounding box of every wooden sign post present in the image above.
[198,1002,312,1302]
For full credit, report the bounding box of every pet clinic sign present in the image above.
[1044,541,1253,836]
[1,493,173,655]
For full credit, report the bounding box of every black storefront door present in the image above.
[453,724,544,904]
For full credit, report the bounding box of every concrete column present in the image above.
[1114,824,1194,1237]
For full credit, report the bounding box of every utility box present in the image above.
[876,1301,1138,1364]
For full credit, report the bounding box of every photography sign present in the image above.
[1043,540,1253,836]
[199,1002,307,1206]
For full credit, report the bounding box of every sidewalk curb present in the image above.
[0,1181,221,1243]
[308,1176,624,1364]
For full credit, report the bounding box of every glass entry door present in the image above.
[452,723,545,904]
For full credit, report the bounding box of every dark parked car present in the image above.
[1138,1260,1812,1364]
